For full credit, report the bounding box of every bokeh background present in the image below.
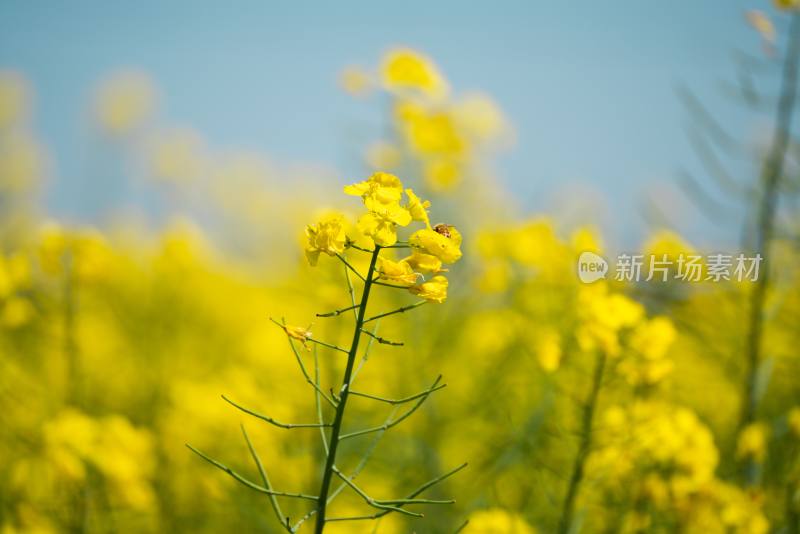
[1,1,799,533]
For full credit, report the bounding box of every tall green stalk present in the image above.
[557,351,606,534]
[740,14,800,484]
[314,245,381,532]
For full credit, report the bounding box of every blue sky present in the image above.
[0,0,781,247]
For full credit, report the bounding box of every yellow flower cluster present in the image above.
[342,48,511,192]
[0,251,33,328]
[618,316,677,386]
[463,507,537,534]
[588,401,768,534]
[576,281,644,357]
[305,171,462,302]
[93,71,156,135]
[736,423,769,463]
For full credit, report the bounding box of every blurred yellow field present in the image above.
[2,2,800,533]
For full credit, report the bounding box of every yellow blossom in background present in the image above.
[338,65,373,97]
[0,252,30,299]
[147,128,206,185]
[452,93,510,144]
[0,133,45,192]
[0,71,30,130]
[464,508,536,534]
[2,296,34,328]
[94,70,156,135]
[364,140,401,170]
[395,101,465,156]
[774,0,800,11]
[36,224,112,281]
[409,274,448,303]
[380,48,447,97]
[746,11,776,44]
[43,409,155,510]
[476,259,511,293]
[737,423,769,463]
[424,157,462,192]
[788,407,800,438]
[630,316,677,361]
[576,282,644,356]
[571,226,603,255]
[536,329,562,373]
[305,213,347,265]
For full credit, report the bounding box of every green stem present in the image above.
[740,13,800,485]
[314,245,381,533]
[363,301,427,324]
[557,351,606,534]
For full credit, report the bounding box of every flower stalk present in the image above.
[189,172,464,532]
[313,244,381,532]
[557,350,606,534]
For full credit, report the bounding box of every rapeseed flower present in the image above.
[381,48,447,97]
[376,256,419,286]
[409,274,448,303]
[737,423,769,463]
[405,188,431,226]
[403,250,443,274]
[278,322,313,349]
[305,214,347,265]
[409,225,462,264]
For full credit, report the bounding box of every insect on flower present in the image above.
[433,223,453,238]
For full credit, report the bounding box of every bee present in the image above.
[433,223,452,238]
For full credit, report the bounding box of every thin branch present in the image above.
[222,395,330,429]
[676,84,740,155]
[292,407,399,532]
[269,317,350,354]
[331,467,423,517]
[314,347,330,455]
[363,301,427,324]
[346,242,375,253]
[324,463,468,523]
[317,304,359,318]
[284,335,337,408]
[306,337,350,354]
[340,376,443,440]
[350,321,379,385]
[186,444,318,501]
[343,262,359,321]
[241,425,291,531]
[349,380,447,405]
[360,328,404,346]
